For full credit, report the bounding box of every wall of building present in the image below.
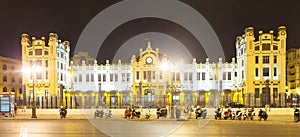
[236,26,287,107]
[0,56,22,106]
[21,33,70,109]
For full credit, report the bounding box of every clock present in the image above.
[146,57,153,64]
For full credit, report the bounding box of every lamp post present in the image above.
[98,83,101,107]
[139,81,142,106]
[286,91,291,107]
[31,72,37,118]
[24,65,42,118]
[265,79,270,107]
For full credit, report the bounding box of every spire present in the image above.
[147,41,151,48]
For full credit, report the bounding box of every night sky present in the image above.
[0,0,299,63]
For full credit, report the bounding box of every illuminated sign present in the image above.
[0,96,10,112]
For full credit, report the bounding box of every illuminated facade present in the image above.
[19,26,288,109]
[286,48,300,106]
[21,33,70,108]
[70,42,237,108]
[236,26,287,107]
[0,56,22,103]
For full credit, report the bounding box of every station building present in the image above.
[236,26,287,107]
[70,43,237,109]
[21,33,70,109]
[19,26,288,109]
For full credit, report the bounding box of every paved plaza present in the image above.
[1,108,299,137]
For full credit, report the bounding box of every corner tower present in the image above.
[21,33,70,109]
[236,26,286,107]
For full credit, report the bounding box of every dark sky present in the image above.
[0,0,299,63]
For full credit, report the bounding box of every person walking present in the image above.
[184,106,190,120]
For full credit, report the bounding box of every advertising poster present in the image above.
[0,96,10,112]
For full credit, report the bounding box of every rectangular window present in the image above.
[159,72,163,80]
[45,71,48,80]
[98,74,101,82]
[35,49,42,55]
[91,74,94,82]
[86,74,89,82]
[127,73,130,82]
[172,73,176,81]
[255,46,260,51]
[115,74,118,82]
[60,73,63,81]
[136,71,139,80]
[143,71,147,80]
[44,51,49,55]
[45,60,48,67]
[274,67,277,77]
[263,67,269,76]
[79,74,82,82]
[262,43,270,50]
[176,72,180,81]
[201,72,205,80]
[255,56,259,64]
[255,88,260,98]
[103,74,106,82]
[274,56,277,63]
[255,68,259,77]
[189,73,192,81]
[263,56,269,64]
[242,71,244,79]
[152,71,156,80]
[184,73,188,81]
[110,74,113,82]
[235,72,237,77]
[273,45,278,50]
[228,72,231,80]
[74,76,77,82]
[197,72,200,80]
[223,72,226,80]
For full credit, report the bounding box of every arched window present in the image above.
[3,76,7,82]
[3,87,7,92]
[2,64,7,70]
[12,77,15,82]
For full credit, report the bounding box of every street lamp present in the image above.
[130,92,132,109]
[23,66,42,118]
[286,91,291,107]
[98,83,101,108]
